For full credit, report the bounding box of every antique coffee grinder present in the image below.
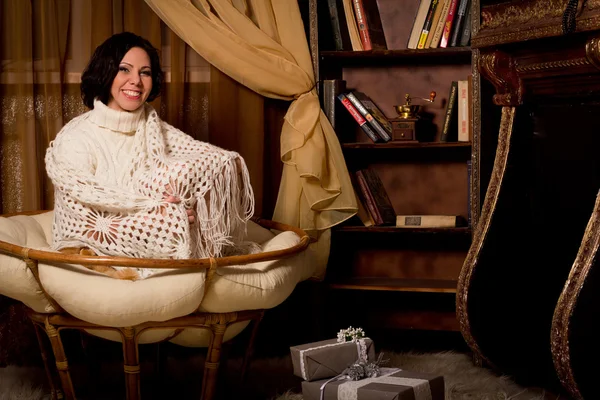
[391,91,436,142]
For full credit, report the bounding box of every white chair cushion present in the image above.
[0,212,315,347]
[172,230,315,347]
[39,263,207,327]
[0,213,55,313]
[200,231,314,313]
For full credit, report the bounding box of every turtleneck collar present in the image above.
[88,98,145,133]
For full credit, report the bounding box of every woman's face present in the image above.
[107,47,153,112]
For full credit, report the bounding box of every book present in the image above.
[459,7,472,46]
[338,93,381,143]
[396,215,467,228]
[352,0,387,51]
[440,81,458,142]
[449,0,470,47]
[424,0,448,48]
[407,0,432,49]
[356,169,396,226]
[346,91,392,142]
[327,0,353,51]
[355,170,384,225]
[352,183,375,227]
[351,91,393,136]
[457,78,471,142]
[439,0,459,48]
[323,79,347,129]
[342,0,364,51]
[417,0,440,49]
[429,0,451,48]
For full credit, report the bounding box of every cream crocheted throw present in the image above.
[45,104,254,272]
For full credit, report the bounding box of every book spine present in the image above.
[425,0,447,49]
[352,0,372,51]
[457,79,469,142]
[346,92,391,142]
[408,0,432,49]
[342,0,363,50]
[355,170,384,225]
[338,94,381,143]
[440,81,458,142]
[362,168,396,225]
[418,0,439,49]
[449,0,470,47]
[459,8,472,46]
[327,0,344,51]
[323,79,346,129]
[429,0,451,48]
[440,0,459,48]
[396,215,463,227]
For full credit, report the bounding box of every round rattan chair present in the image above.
[0,210,311,400]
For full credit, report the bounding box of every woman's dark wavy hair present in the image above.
[80,32,163,109]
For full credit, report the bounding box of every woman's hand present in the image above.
[163,194,195,224]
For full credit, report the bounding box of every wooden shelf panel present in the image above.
[334,226,471,235]
[328,278,458,293]
[364,309,460,331]
[342,142,472,149]
[320,48,472,61]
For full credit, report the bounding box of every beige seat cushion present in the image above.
[0,213,55,313]
[0,211,315,346]
[171,230,315,347]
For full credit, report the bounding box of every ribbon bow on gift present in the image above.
[319,352,387,400]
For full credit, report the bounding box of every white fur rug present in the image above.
[0,351,561,400]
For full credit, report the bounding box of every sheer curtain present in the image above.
[0,0,264,366]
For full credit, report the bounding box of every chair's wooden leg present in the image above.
[121,327,141,400]
[33,322,63,400]
[43,320,76,400]
[201,323,227,400]
[240,312,265,383]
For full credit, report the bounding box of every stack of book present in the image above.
[352,167,467,228]
[407,0,472,49]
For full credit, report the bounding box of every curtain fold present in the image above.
[143,0,358,238]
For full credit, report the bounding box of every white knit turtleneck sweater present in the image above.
[46,100,255,277]
[51,100,144,188]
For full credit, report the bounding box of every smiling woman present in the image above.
[0,0,270,368]
[45,32,256,280]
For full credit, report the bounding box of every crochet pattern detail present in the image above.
[46,103,254,278]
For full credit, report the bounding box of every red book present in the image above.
[440,0,459,48]
[352,0,372,50]
[351,0,387,51]
[337,93,381,143]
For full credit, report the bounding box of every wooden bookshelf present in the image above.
[321,47,472,62]
[329,278,458,293]
[306,0,483,333]
[334,226,471,235]
[341,141,471,149]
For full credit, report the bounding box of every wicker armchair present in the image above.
[0,210,312,400]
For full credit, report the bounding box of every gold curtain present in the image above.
[143,0,358,237]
